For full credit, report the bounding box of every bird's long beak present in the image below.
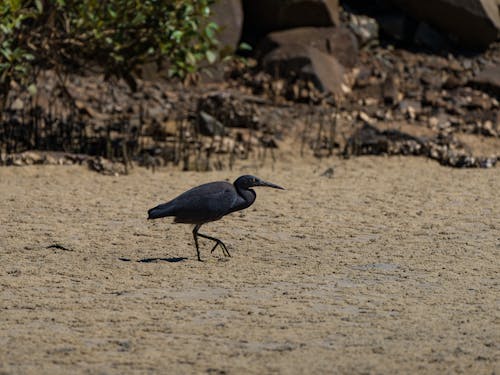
[258,180,285,190]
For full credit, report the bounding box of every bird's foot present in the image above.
[210,241,231,257]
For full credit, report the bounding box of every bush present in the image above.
[0,0,219,104]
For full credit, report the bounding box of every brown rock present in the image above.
[388,0,500,49]
[470,65,500,95]
[262,44,347,94]
[383,75,400,104]
[210,0,243,51]
[348,13,379,46]
[257,27,359,68]
[443,74,467,89]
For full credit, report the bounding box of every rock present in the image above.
[466,94,492,110]
[343,123,497,168]
[162,120,178,136]
[358,111,376,125]
[413,22,451,51]
[257,27,359,68]
[12,157,24,166]
[428,116,440,128]
[210,0,243,52]
[443,74,466,89]
[199,111,228,136]
[262,44,347,94]
[470,65,500,95]
[377,11,418,41]
[242,0,340,42]
[197,91,263,129]
[344,123,424,156]
[420,69,443,87]
[44,154,58,165]
[87,156,126,175]
[22,151,43,164]
[399,100,422,119]
[388,0,500,49]
[348,13,379,46]
[383,75,400,104]
[11,98,24,111]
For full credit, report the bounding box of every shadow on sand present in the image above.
[118,257,188,263]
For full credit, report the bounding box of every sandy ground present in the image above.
[0,153,498,375]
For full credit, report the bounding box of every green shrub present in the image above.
[0,0,219,103]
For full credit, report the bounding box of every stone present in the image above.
[383,75,400,104]
[343,123,424,156]
[22,151,43,164]
[470,65,500,95]
[413,22,451,51]
[399,100,422,119]
[443,75,466,89]
[210,0,244,51]
[199,111,228,136]
[358,111,376,125]
[257,27,359,68]
[348,13,379,46]
[377,11,418,41]
[242,0,340,42]
[388,0,500,49]
[262,44,347,94]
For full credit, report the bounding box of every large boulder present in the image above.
[210,0,244,52]
[388,0,500,49]
[262,44,347,94]
[242,0,340,43]
[257,27,359,68]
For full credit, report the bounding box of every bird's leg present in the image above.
[192,224,203,261]
[196,231,231,257]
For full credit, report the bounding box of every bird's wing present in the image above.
[170,182,239,223]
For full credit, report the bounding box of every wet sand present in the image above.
[0,154,498,374]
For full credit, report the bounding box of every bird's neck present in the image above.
[236,187,256,209]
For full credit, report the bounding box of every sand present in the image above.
[0,154,498,374]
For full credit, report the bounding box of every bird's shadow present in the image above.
[118,257,188,263]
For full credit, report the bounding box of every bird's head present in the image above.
[234,175,285,190]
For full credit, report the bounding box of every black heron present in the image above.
[147,175,284,261]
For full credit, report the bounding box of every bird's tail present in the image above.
[147,203,175,220]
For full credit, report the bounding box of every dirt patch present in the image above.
[0,154,498,374]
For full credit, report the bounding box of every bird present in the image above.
[147,175,284,261]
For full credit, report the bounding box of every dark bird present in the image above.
[147,175,284,261]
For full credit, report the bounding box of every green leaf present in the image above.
[27,83,37,96]
[34,0,43,13]
[171,30,183,42]
[205,50,216,64]
[238,42,252,51]
[186,51,196,66]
